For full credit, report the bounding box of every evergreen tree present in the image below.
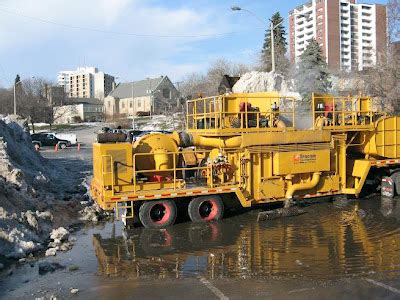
[15,74,20,85]
[261,12,289,74]
[295,39,331,101]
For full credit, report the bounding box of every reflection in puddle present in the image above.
[93,197,400,280]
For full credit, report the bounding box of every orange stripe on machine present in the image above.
[371,159,400,166]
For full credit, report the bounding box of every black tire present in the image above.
[59,143,67,149]
[188,196,224,223]
[32,142,40,150]
[391,172,400,195]
[139,200,177,228]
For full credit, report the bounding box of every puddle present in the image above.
[94,196,400,280]
[1,196,400,298]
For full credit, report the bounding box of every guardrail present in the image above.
[312,94,383,129]
[186,95,296,130]
[101,149,236,196]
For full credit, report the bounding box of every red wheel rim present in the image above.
[200,199,218,221]
[149,203,171,224]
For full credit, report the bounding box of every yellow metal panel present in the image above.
[352,160,371,178]
[375,116,400,158]
[259,179,285,199]
[317,175,340,193]
[93,142,133,188]
[273,149,330,175]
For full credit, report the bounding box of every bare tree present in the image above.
[17,77,54,132]
[181,58,250,98]
[0,88,14,115]
[365,51,400,113]
[388,0,400,42]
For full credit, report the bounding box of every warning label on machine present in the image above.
[293,154,317,164]
[273,149,330,175]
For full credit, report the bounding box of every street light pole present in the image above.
[13,77,34,115]
[270,22,275,73]
[13,83,16,115]
[270,20,284,73]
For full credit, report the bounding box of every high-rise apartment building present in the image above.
[94,72,116,100]
[289,0,387,71]
[57,67,115,100]
[69,72,94,98]
[57,70,74,93]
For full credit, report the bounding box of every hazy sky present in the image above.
[0,0,387,86]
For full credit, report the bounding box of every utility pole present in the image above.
[131,81,135,129]
[13,83,16,115]
[270,22,276,73]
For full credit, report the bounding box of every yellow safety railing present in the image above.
[186,95,296,130]
[131,150,235,193]
[312,94,384,129]
[101,154,115,197]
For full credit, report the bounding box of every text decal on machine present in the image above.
[293,154,317,164]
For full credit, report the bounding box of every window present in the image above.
[130,101,133,108]
[163,88,170,98]
[122,103,125,109]
[138,100,141,108]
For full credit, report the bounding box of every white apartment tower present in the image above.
[289,0,387,71]
[57,67,115,99]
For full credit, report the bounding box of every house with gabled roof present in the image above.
[104,76,179,119]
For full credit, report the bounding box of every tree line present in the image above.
[0,76,57,131]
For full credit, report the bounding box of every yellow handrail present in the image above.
[186,95,296,130]
[130,149,230,193]
[101,155,114,197]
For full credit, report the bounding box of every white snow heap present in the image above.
[232,71,302,100]
[233,71,287,93]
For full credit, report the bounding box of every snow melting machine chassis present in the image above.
[90,92,400,228]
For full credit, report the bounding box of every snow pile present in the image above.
[139,113,184,132]
[0,115,87,258]
[232,71,301,100]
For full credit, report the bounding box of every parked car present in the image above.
[31,133,70,149]
[53,133,78,146]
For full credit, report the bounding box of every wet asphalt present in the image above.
[1,126,400,299]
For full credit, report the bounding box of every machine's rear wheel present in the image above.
[33,142,40,151]
[139,200,177,228]
[391,171,400,195]
[188,196,224,222]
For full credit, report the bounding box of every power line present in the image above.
[0,7,238,38]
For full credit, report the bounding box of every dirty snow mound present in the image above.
[232,71,300,98]
[139,113,184,131]
[0,115,88,258]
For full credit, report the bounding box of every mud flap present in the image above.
[381,176,395,198]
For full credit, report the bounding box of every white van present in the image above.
[54,133,78,146]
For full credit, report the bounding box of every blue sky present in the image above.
[0,0,387,87]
